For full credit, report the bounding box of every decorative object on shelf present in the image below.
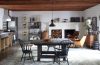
[53,18,60,22]
[30,16,40,22]
[85,18,92,34]
[34,22,41,28]
[30,16,41,28]
[62,19,68,22]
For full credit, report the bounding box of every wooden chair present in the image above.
[54,40,71,65]
[74,36,87,47]
[18,39,34,62]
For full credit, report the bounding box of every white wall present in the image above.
[11,11,84,39]
[11,11,83,29]
[0,8,4,30]
[84,4,100,26]
[84,4,100,42]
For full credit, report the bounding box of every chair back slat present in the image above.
[60,40,71,55]
[18,39,27,52]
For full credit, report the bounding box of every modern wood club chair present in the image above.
[74,36,87,47]
[18,39,34,62]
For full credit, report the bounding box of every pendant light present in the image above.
[49,19,55,26]
[49,0,55,27]
[6,10,11,21]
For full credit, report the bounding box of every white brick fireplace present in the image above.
[49,22,81,38]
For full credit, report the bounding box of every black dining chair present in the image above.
[55,40,71,65]
[18,39,34,62]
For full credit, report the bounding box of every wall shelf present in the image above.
[29,16,41,40]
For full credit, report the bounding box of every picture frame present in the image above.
[70,17,80,22]
[91,17,97,31]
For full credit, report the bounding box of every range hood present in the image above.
[49,20,55,27]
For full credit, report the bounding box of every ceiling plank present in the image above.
[0,0,99,5]
[0,3,96,11]
[0,0,99,11]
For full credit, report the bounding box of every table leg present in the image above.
[37,45,42,61]
[62,45,66,61]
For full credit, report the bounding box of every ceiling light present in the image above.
[6,10,11,21]
[49,0,55,27]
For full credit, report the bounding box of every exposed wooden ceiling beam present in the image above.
[0,0,99,5]
[0,0,99,11]
[0,4,96,11]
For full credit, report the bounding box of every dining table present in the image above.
[30,39,74,61]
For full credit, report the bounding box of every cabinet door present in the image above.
[21,16,29,41]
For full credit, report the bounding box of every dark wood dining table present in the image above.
[31,39,73,61]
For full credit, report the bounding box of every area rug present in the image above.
[1,46,100,65]
[13,48,100,65]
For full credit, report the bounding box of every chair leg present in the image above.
[55,57,60,65]
[29,53,31,60]
[58,57,60,65]
[24,53,26,62]
[47,46,50,51]
[30,53,35,62]
[21,53,24,61]
[66,58,69,65]
[53,57,56,64]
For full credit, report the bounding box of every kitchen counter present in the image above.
[0,32,13,51]
[0,32,10,38]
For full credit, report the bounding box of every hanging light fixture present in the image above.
[49,19,55,26]
[49,0,55,27]
[6,10,11,21]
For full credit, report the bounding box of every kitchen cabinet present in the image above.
[0,32,13,51]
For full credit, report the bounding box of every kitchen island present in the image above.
[0,32,13,51]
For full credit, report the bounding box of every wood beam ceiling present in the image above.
[0,0,99,11]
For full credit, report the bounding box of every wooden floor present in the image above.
[0,45,100,65]
[0,45,18,61]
